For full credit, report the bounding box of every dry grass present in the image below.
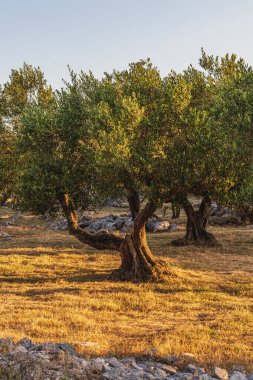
[0,207,252,371]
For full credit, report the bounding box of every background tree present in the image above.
[0,87,14,207]
[3,63,53,130]
[166,52,253,246]
[0,64,54,212]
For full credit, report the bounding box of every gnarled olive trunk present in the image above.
[59,193,124,251]
[59,193,166,282]
[172,195,219,246]
[111,201,167,281]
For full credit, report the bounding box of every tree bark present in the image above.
[126,187,140,220]
[111,201,167,281]
[59,193,124,251]
[59,193,166,282]
[171,195,219,246]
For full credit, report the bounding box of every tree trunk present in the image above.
[126,187,140,219]
[59,194,166,282]
[59,193,124,251]
[111,201,167,281]
[171,195,219,246]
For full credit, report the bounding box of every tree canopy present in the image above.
[1,52,253,281]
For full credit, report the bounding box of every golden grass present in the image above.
[0,208,252,371]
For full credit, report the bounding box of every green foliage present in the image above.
[3,63,53,129]
[0,88,14,199]
[5,53,253,217]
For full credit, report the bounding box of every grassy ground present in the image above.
[0,206,252,371]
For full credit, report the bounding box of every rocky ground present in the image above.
[48,213,174,234]
[48,203,246,235]
[0,339,252,380]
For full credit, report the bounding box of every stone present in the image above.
[161,355,177,364]
[107,357,125,369]
[176,372,194,380]
[182,352,195,358]
[169,223,180,232]
[0,338,248,380]
[18,337,34,349]
[156,363,177,374]
[194,375,213,380]
[56,342,76,354]
[214,367,228,380]
[153,220,170,232]
[0,337,15,353]
[103,199,122,208]
[121,217,134,232]
[210,205,242,225]
[229,372,248,380]
[186,364,198,373]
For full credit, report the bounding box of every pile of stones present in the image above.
[49,214,172,233]
[210,203,243,225]
[0,338,252,380]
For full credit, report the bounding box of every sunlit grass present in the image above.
[0,207,252,371]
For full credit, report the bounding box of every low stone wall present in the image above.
[49,214,173,233]
[0,338,252,380]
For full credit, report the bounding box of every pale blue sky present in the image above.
[0,0,252,88]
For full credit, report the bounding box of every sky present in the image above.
[0,0,253,89]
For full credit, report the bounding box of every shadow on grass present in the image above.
[0,269,112,285]
[23,287,81,297]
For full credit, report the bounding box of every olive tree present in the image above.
[17,61,194,282]
[0,89,13,206]
[0,64,53,209]
[170,51,253,246]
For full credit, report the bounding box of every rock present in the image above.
[77,215,92,228]
[175,372,194,380]
[49,213,172,234]
[107,357,125,369]
[210,205,242,225]
[230,371,247,380]
[0,337,15,353]
[49,219,68,231]
[194,375,213,380]
[0,338,250,380]
[232,366,245,373]
[161,355,177,364]
[169,223,180,232]
[185,364,198,373]
[18,337,34,349]
[182,352,195,359]
[56,342,76,354]
[156,363,177,374]
[146,217,169,233]
[146,217,161,232]
[121,217,134,232]
[214,367,228,380]
[153,220,170,233]
[103,199,122,208]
